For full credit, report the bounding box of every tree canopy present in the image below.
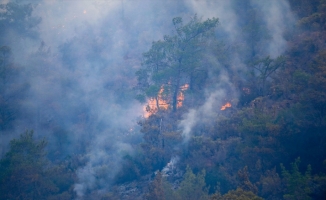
[136,15,218,112]
[1,1,326,199]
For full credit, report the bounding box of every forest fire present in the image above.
[177,84,189,108]
[150,86,169,109]
[220,102,232,110]
[144,84,189,118]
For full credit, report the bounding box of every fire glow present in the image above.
[177,84,189,108]
[220,102,232,110]
[143,84,189,118]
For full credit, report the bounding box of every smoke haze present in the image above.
[0,0,295,198]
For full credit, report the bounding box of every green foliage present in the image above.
[162,178,177,200]
[250,56,286,96]
[311,171,326,199]
[236,107,281,170]
[292,70,310,85]
[215,188,264,200]
[259,168,282,199]
[0,131,51,199]
[114,154,141,184]
[0,131,74,199]
[296,0,326,30]
[176,166,209,200]
[2,1,326,199]
[135,112,183,175]
[237,166,258,194]
[184,136,221,170]
[136,15,218,111]
[138,115,166,172]
[280,158,312,200]
[145,171,165,200]
[54,2,326,199]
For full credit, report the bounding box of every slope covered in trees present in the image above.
[0,0,326,199]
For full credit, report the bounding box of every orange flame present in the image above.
[177,84,189,108]
[177,92,185,108]
[143,84,189,117]
[180,84,189,91]
[147,87,169,109]
[220,102,232,110]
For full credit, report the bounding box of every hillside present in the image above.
[0,0,326,199]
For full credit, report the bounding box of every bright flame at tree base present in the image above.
[143,84,189,118]
[220,102,232,110]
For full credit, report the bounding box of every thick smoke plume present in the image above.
[179,73,234,143]
[0,0,295,198]
[178,0,295,142]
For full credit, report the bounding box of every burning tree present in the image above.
[135,15,218,112]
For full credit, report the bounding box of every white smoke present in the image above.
[162,156,179,177]
[178,0,295,142]
[250,0,295,58]
[179,72,233,143]
[179,109,197,143]
[0,0,296,198]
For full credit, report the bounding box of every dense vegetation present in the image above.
[1,0,326,199]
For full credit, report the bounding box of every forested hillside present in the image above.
[0,0,326,199]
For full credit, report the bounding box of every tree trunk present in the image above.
[155,96,160,111]
[172,70,181,112]
[172,85,178,112]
